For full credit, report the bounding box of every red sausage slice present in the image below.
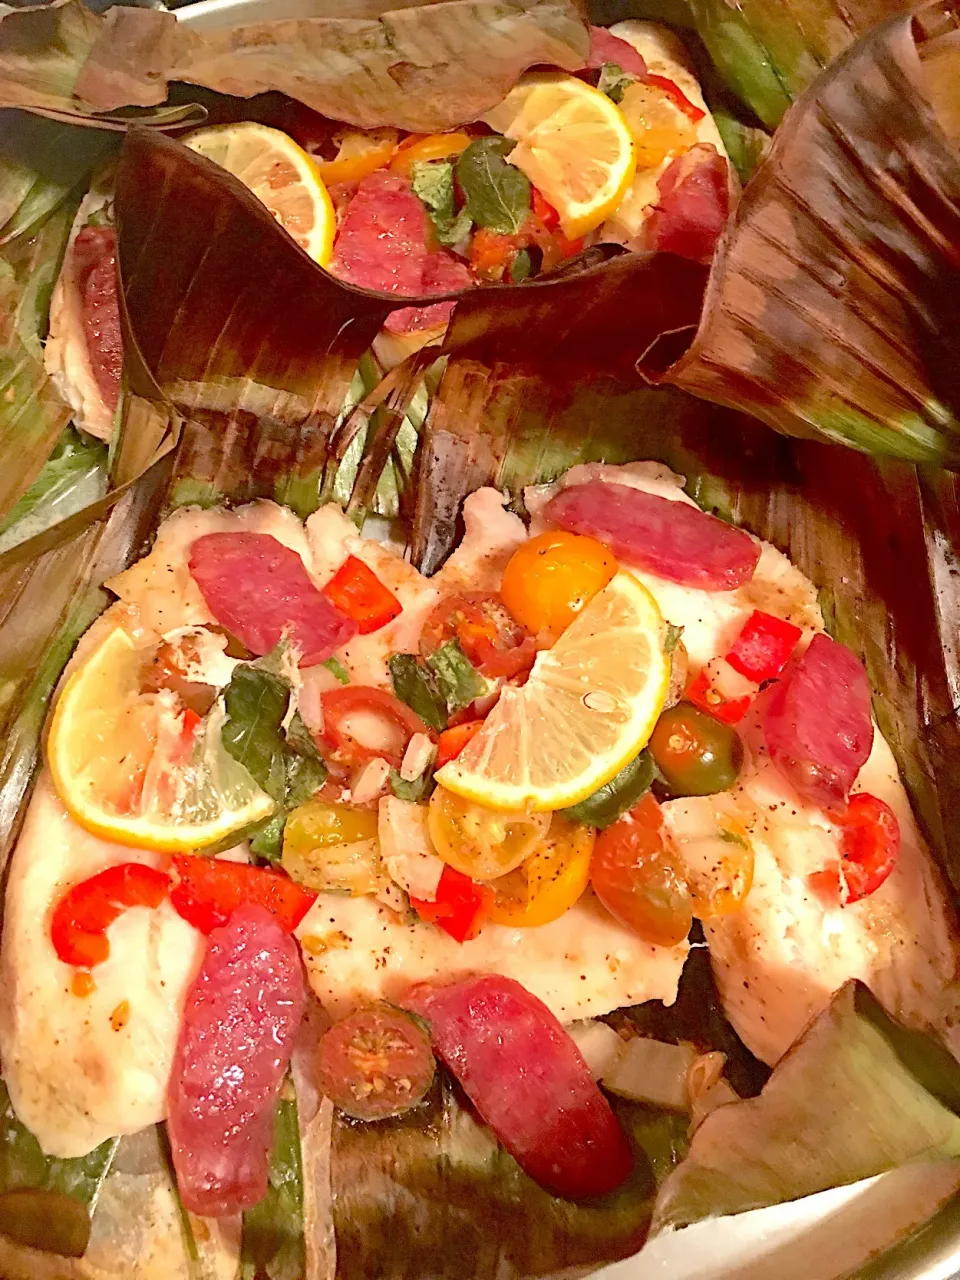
[584,26,648,78]
[763,633,874,810]
[544,481,760,590]
[167,905,306,1217]
[403,974,633,1200]
[188,532,357,666]
[645,143,731,265]
[73,225,122,411]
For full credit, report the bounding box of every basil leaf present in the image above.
[426,639,490,714]
[411,160,474,247]
[564,750,656,829]
[389,764,436,803]
[323,656,351,685]
[389,654,448,732]
[597,61,638,104]
[251,814,286,862]
[510,248,533,282]
[241,1088,305,1280]
[456,137,531,236]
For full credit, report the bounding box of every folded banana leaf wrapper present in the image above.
[2,0,960,1276]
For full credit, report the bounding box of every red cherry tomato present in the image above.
[837,793,900,903]
[590,793,693,947]
[317,1004,436,1120]
[420,592,536,680]
[321,686,433,769]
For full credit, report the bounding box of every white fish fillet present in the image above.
[532,461,960,1064]
[0,776,203,1157]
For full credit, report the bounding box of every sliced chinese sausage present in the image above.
[167,905,306,1217]
[403,974,633,1200]
[188,532,357,665]
[544,481,760,590]
[762,633,873,810]
[317,1004,436,1120]
[74,224,123,412]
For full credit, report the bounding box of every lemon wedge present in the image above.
[47,625,275,851]
[184,122,336,265]
[482,73,637,238]
[435,573,670,812]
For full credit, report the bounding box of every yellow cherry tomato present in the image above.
[428,785,549,881]
[390,131,472,174]
[284,799,379,851]
[282,800,384,895]
[488,815,593,927]
[500,531,618,640]
[315,129,398,186]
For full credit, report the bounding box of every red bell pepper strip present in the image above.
[51,863,171,968]
[321,685,432,769]
[170,856,316,935]
[411,865,493,943]
[435,719,486,768]
[837,794,900,903]
[646,74,705,122]
[532,187,560,232]
[685,667,752,725]
[321,556,402,635]
[726,611,803,683]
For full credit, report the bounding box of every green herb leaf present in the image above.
[596,62,638,104]
[411,159,474,247]
[389,764,436,804]
[425,639,490,715]
[251,813,286,862]
[664,623,684,655]
[389,653,448,732]
[564,749,656,829]
[456,137,531,236]
[323,655,351,685]
[0,1081,118,1258]
[510,248,533,282]
[241,1090,305,1280]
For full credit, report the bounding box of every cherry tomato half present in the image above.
[590,793,693,947]
[837,793,900,903]
[488,815,593,927]
[500,531,617,641]
[317,1004,436,1120]
[649,702,743,796]
[427,785,549,881]
[420,591,536,680]
[321,686,432,769]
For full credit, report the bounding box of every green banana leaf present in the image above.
[241,1091,305,1280]
[652,982,960,1232]
[0,1081,118,1258]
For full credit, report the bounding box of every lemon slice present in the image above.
[482,73,637,238]
[48,625,275,851]
[436,573,669,811]
[184,123,336,265]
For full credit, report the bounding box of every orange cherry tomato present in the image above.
[500,531,617,641]
[390,131,472,173]
[315,129,398,185]
[488,816,593,927]
[590,793,692,947]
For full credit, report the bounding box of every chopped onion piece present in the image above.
[378,795,445,900]
[602,1037,698,1110]
[376,882,409,916]
[352,758,391,805]
[400,732,436,782]
[686,1050,727,1103]
[566,1020,626,1081]
[688,1077,740,1135]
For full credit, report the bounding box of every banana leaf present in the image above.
[651,982,960,1233]
[2,0,587,133]
[0,0,206,129]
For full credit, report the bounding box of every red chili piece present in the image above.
[645,73,705,122]
[170,856,316,935]
[837,794,900,903]
[411,865,493,943]
[320,685,433,769]
[321,556,402,635]
[51,863,171,968]
[403,974,634,1199]
[726,611,803,683]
